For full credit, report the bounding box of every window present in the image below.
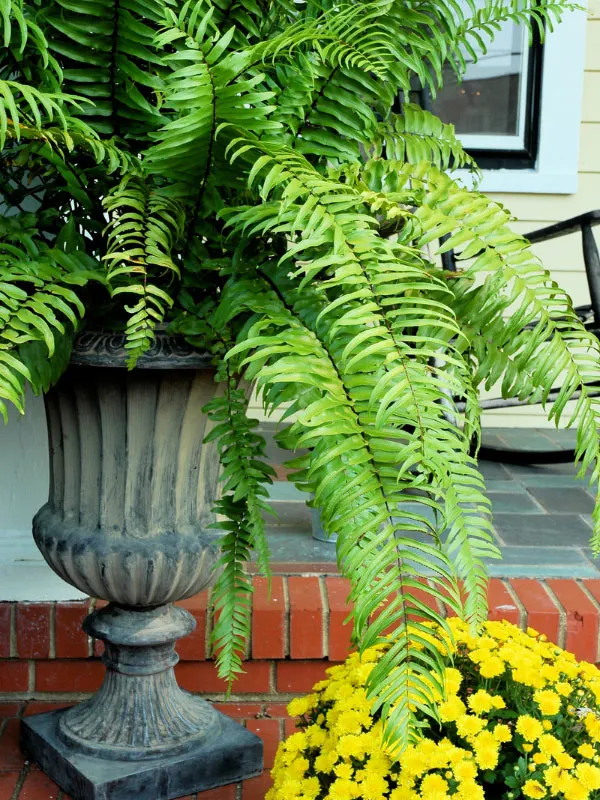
[430,14,542,168]
[430,6,588,194]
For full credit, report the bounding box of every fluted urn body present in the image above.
[33,331,222,606]
[21,333,263,800]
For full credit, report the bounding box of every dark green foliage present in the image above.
[0,0,592,750]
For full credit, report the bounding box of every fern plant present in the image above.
[0,0,594,751]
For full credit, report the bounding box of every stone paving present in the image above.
[260,426,600,578]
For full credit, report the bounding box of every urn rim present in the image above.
[70,330,214,370]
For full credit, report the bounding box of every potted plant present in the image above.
[1,0,598,796]
[269,619,600,800]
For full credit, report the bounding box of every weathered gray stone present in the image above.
[21,708,263,800]
[22,332,263,797]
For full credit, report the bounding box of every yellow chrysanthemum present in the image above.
[533,689,562,716]
[287,696,316,717]
[478,655,505,679]
[578,743,596,760]
[456,714,485,739]
[538,733,564,758]
[453,760,477,782]
[419,773,449,800]
[467,690,495,714]
[439,696,467,723]
[522,779,546,798]
[492,723,511,743]
[359,771,389,800]
[561,775,590,800]
[575,762,600,791]
[516,715,544,742]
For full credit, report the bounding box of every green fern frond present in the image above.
[103,176,185,365]
[46,0,165,137]
[392,162,600,547]
[0,248,100,420]
[373,106,479,173]
[204,373,276,684]
[214,274,468,749]
[145,4,279,199]
[0,79,85,147]
[451,0,574,73]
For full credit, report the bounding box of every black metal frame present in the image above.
[447,210,600,464]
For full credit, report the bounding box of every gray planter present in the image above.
[20,332,263,800]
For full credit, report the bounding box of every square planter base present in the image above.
[20,708,264,800]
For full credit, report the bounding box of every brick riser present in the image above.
[2,576,600,799]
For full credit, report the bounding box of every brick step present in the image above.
[3,577,600,799]
[0,701,282,799]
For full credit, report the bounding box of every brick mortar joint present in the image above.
[281,575,290,659]
[501,579,527,630]
[318,575,329,659]
[540,580,568,649]
[9,602,16,659]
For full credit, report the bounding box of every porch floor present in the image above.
[261,426,600,579]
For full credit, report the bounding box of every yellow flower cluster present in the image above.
[267,619,600,800]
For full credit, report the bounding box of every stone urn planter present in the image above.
[20,332,263,800]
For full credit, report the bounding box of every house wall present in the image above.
[479,2,600,427]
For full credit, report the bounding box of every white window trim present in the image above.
[455,6,588,195]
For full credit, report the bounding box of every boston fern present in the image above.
[0,0,594,750]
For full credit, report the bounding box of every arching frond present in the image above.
[372,106,479,173]
[46,0,165,138]
[204,375,276,684]
[103,176,185,365]
[144,4,280,199]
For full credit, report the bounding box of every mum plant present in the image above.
[269,620,600,800]
[1,0,597,750]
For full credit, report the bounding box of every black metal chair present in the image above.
[443,210,600,465]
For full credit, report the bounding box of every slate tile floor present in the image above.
[260,425,600,578]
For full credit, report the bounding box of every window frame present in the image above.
[454,6,588,195]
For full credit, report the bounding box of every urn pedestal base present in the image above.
[21,709,263,800]
[20,602,263,799]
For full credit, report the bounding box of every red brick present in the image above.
[176,591,209,661]
[242,772,273,800]
[35,660,104,693]
[0,719,24,770]
[15,604,51,659]
[23,701,73,717]
[284,717,298,737]
[325,577,353,661]
[93,639,104,658]
[176,661,271,694]
[0,661,29,693]
[276,661,341,693]
[0,703,22,718]
[510,579,560,644]
[55,602,90,659]
[252,577,286,660]
[245,719,281,769]
[196,786,237,800]
[212,703,263,719]
[19,770,61,800]
[264,703,290,719]
[547,579,599,662]
[0,604,11,659]
[0,772,20,800]
[288,577,324,659]
[487,579,521,626]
